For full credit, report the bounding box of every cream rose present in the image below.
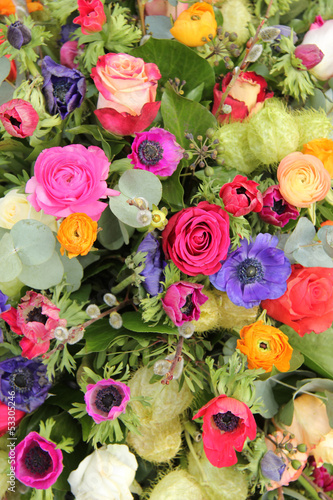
[0,189,57,231]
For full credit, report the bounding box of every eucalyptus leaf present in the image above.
[145,16,173,39]
[305,88,327,111]
[0,57,10,85]
[98,207,125,250]
[11,219,56,266]
[254,379,279,418]
[293,243,333,267]
[318,226,333,258]
[277,398,294,426]
[19,251,64,289]
[284,217,316,260]
[294,378,333,398]
[0,233,22,282]
[59,253,84,292]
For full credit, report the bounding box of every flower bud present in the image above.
[151,209,167,229]
[7,21,31,50]
[153,359,170,376]
[165,353,184,379]
[54,326,69,342]
[291,459,302,470]
[103,293,117,307]
[86,304,100,319]
[297,444,307,453]
[204,166,215,177]
[136,209,152,226]
[109,312,123,329]
[294,44,324,70]
[67,326,85,344]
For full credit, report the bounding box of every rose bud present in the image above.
[7,21,31,50]
[294,44,324,70]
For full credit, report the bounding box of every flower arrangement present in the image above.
[0,0,333,499]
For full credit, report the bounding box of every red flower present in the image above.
[262,265,333,336]
[0,401,25,437]
[0,99,39,138]
[162,201,230,276]
[1,291,67,359]
[161,281,208,326]
[212,71,273,123]
[193,395,257,467]
[73,0,106,35]
[219,175,263,217]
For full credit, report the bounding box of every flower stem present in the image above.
[137,0,146,36]
[298,473,331,500]
[161,336,184,384]
[111,274,136,295]
[184,430,208,483]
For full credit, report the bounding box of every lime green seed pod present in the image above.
[148,471,204,500]
[127,417,182,463]
[215,290,258,330]
[220,0,253,45]
[293,108,332,149]
[247,100,299,165]
[128,366,193,425]
[191,290,221,333]
[213,122,259,174]
[187,444,249,500]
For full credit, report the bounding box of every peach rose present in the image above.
[57,213,98,259]
[312,429,333,466]
[170,2,217,47]
[302,138,333,178]
[277,151,331,207]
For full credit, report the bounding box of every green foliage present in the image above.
[44,0,78,25]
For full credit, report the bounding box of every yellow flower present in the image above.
[170,2,217,47]
[302,137,333,178]
[237,320,293,372]
[57,213,98,259]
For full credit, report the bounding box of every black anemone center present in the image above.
[237,258,264,285]
[95,386,123,413]
[236,187,251,205]
[137,140,164,166]
[9,368,34,393]
[181,295,194,316]
[52,78,73,102]
[26,307,48,325]
[272,199,286,215]
[25,446,52,475]
[9,116,21,128]
[213,411,240,432]
[259,342,268,349]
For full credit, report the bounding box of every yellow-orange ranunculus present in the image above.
[237,320,293,372]
[0,0,16,15]
[170,2,217,47]
[27,1,44,13]
[302,137,333,178]
[57,213,98,259]
[277,151,331,208]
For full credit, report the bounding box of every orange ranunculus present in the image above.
[57,213,98,259]
[302,138,333,178]
[170,2,217,47]
[277,151,331,208]
[26,1,44,12]
[237,320,293,372]
[0,0,16,15]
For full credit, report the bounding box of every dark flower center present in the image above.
[52,78,73,102]
[9,368,34,393]
[9,116,21,128]
[95,386,123,413]
[259,342,268,349]
[26,307,48,325]
[272,199,286,215]
[25,446,52,475]
[181,295,194,316]
[236,187,251,205]
[213,411,240,432]
[137,140,164,166]
[237,258,264,284]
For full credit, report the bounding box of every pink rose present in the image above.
[25,144,120,221]
[91,53,162,136]
[73,0,106,35]
[85,379,131,424]
[162,281,208,326]
[0,99,39,138]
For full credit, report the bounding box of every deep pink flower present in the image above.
[25,144,120,221]
[219,175,263,217]
[15,432,63,489]
[85,379,130,424]
[128,128,184,176]
[162,201,230,276]
[1,291,67,359]
[294,44,324,69]
[259,185,299,227]
[161,281,208,326]
[193,395,257,467]
[73,0,106,35]
[0,99,39,138]
[60,40,82,69]
[0,401,25,437]
[309,456,333,492]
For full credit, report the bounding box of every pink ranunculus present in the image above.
[25,144,120,221]
[162,201,230,276]
[0,99,39,138]
[91,53,162,136]
[85,379,131,424]
[60,40,82,69]
[1,291,67,359]
[145,0,188,20]
[161,281,208,326]
[15,432,63,489]
[300,17,333,81]
[73,0,106,35]
[212,71,273,123]
[219,175,263,217]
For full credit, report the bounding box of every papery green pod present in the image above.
[191,290,221,333]
[247,100,299,165]
[187,443,248,500]
[127,417,182,462]
[148,471,204,500]
[212,122,259,174]
[128,366,193,425]
[220,0,253,45]
[293,108,332,148]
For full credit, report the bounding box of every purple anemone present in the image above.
[261,451,286,482]
[210,233,291,309]
[41,56,86,119]
[84,379,130,424]
[259,185,299,227]
[128,127,184,177]
[137,232,165,296]
[0,290,10,342]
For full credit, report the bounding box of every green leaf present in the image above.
[59,252,84,293]
[325,392,333,428]
[294,378,333,398]
[122,311,178,334]
[131,38,215,100]
[81,319,120,353]
[161,164,184,210]
[19,251,64,289]
[0,57,10,84]
[254,379,279,418]
[185,82,205,102]
[305,88,327,111]
[11,219,56,266]
[0,233,22,282]
[145,16,173,39]
[277,398,294,426]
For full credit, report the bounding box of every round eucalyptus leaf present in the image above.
[59,253,84,293]
[11,219,56,266]
[119,169,162,207]
[109,194,149,228]
[19,251,64,289]
[0,233,22,282]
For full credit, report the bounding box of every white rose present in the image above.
[0,189,57,231]
[301,19,333,81]
[68,444,138,500]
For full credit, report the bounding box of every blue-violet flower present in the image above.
[0,290,10,342]
[261,451,286,482]
[137,233,165,296]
